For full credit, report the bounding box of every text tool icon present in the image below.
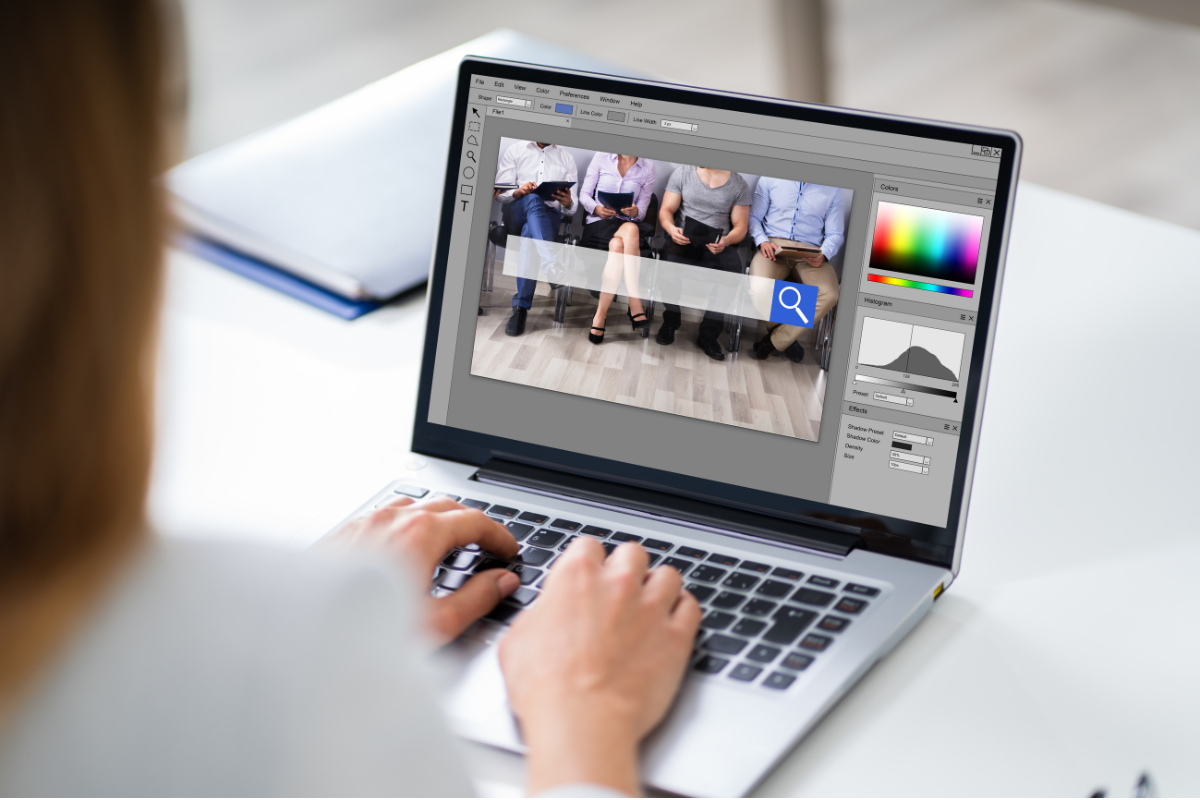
[769,281,818,329]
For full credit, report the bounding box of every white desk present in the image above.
[150,183,1200,796]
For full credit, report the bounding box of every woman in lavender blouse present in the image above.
[579,153,657,344]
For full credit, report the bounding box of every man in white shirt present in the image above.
[494,141,579,336]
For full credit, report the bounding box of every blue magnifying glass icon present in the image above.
[778,285,810,325]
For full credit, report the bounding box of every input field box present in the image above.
[892,431,933,445]
[890,450,930,465]
[889,460,929,475]
[495,95,532,108]
[874,391,914,407]
[661,119,698,132]
[486,107,571,126]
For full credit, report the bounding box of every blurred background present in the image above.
[181,0,1200,230]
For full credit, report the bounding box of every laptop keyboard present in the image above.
[396,487,882,692]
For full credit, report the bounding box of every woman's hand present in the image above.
[667,225,690,246]
[596,204,617,219]
[620,205,640,218]
[499,538,701,795]
[322,496,520,645]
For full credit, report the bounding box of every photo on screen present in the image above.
[470,138,854,443]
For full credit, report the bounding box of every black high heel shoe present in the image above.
[588,324,605,344]
[627,309,651,330]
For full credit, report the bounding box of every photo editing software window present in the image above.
[428,74,1001,529]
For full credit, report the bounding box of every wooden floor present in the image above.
[471,278,828,441]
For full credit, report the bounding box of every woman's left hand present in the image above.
[620,205,639,217]
[322,496,521,644]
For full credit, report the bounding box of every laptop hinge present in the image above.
[474,459,861,557]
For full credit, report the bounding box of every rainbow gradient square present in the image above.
[869,201,983,285]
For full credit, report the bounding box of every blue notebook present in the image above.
[179,235,383,320]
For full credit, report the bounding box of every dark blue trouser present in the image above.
[509,194,561,310]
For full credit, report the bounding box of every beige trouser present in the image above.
[748,237,840,351]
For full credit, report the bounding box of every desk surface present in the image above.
[150,182,1200,797]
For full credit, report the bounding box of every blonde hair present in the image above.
[0,0,168,712]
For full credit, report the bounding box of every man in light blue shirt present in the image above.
[747,178,845,362]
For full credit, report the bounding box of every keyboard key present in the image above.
[763,606,817,645]
[476,558,510,573]
[517,511,549,525]
[711,591,746,610]
[772,566,804,581]
[663,557,694,573]
[510,564,543,585]
[642,538,673,552]
[732,618,767,637]
[782,652,814,671]
[818,615,851,633]
[506,522,534,541]
[686,584,715,602]
[646,554,661,567]
[792,588,836,608]
[690,565,727,582]
[835,597,869,614]
[703,634,749,655]
[485,603,521,625]
[799,633,833,652]
[845,583,880,597]
[463,543,481,552]
[528,529,565,548]
[551,519,582,532]
[757,579,793,598]
[747,644,781,663]
[740,561,771,574]
[393,484,429,498]
[694,655,729,674]
[510,587,539,606]
[432,492,461,502]
[743,599,777,616]
[516,547,554,566]
[707,553,740,567]
[808,575,839,589]
[610,532,642,543]
[701,611,737,630]
[600,542,616,556]
[557,535,577,552]
[490,506,519,518]
[580,524,610,536]
[461,499,490,511]
[438,571,470,590]
[677,546,708,559]
[722,572,760,591]
[763,671,797,690]
[729,663,762,682]
[442,551,479,571]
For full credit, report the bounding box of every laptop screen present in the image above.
[419,60,1015,569]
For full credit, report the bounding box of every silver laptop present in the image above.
[340,57,1019,797]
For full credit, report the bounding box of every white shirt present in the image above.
[495,141,579,216]
[0,538,620,797]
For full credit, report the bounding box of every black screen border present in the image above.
[413,57,1021,571]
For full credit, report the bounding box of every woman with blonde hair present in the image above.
[0,2,699,794]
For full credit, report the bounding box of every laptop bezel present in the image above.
[412,56,1021,575]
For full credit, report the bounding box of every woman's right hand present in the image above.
[499,538,701,796]
[667,225,691,246]
[596,205,617,219]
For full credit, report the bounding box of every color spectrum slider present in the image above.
[868,274,973,298]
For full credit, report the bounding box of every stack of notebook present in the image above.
[169,30,629,319]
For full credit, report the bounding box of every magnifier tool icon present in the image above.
[467,150,477,163]
[778,285,809,325]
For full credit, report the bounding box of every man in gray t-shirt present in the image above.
[654,166,752,360]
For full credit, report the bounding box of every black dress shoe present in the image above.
[505,307,527,336]
[783,341,805,363]
[656,324,678,345]
[751,334,776,360]
[697,337,725,361]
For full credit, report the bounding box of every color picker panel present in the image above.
[869,202,983,285]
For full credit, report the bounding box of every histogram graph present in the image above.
[857,317,964,381]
